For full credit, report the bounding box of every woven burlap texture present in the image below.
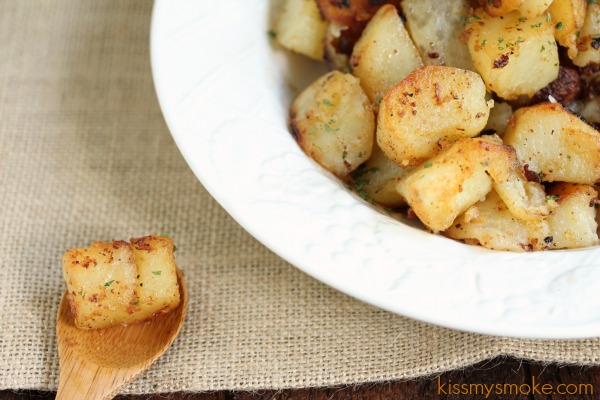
[1,0,599,394]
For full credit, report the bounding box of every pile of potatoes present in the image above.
[276,0,600,252]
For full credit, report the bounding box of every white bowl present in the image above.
[151,0,600,339]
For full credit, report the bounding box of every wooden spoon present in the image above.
[55,269,188,400]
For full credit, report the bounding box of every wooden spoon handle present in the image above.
[56,357,137,400]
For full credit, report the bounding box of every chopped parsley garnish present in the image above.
[482,39,488,46]
[541,45,546,52]
[104,280,115,287]
[519,17,527,23]
[375,97,382,105]
[267,30,277,39]
[322,99,333,106]
[546,194,560,201]
[423,161,433,169]
[324,123,338,133]
[546,13,552,22]
[588,0,597,4]
[152,270,162,275]
[556,22,563,30]
[531,22,542,28]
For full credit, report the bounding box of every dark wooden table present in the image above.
[3,357,599,399]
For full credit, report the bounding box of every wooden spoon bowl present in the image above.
[56,269,187,400]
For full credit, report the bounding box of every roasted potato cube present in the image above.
[466,10,559,100]
[62,236,181,330]
[291,71,375,178]
[397,135,550,232]
[544,183,599,249]
[350,4,423,104]
[401,0,474,71]
[573,3,600,67]
[62,240,138,329]
[503,102,600,185]
[351,144,413,207]
[131,236,180,320]
[397,144,493,232]
[275,0,327,61]
[519,0,555,17]
[377,65,491,166]
[549,0,586,60]
[445,190,551,252]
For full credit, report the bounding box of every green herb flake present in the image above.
[173,244,177,252]
[556,22,563,30]
[519,17,527,22]
[307,127,317,135]
[375,96,381,105]
[531,22,542,28]
[153,384,158,390]
[104,280,115,287]
[482,39,488,46]
[516,37,524,43]
[546,12,551,22]
[267,30,277,39]
[78,290,83,296]
[152,271,162,276]
[546,194,560,202]
[134,301,139,306]
[358,152,363,158]
[423,161,433,169]
[342,150,348,160]
[322,99,333,106]
[541,45,545,52]
[588,0,598,4]
[461,15,467,26]
[323,123,338,133]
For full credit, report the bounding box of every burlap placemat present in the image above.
[1,0,599,394]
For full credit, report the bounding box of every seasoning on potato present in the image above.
[62,235,180,329]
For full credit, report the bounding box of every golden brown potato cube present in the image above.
[377,65,491,166]
[466,10,559,100]
[549,0,586,60]
[350,4,423,104]
[397,135,550,232]
[131,236,180,319]
[545,183,600,249]
[573,3,600,67]
[62,241,138,329]
[519,0,555,17]
[401,0,475,71]
[291,71,375,178]
[275,0,327,61]
[62,236,181,330]
[397,148,492,233]
[445,190,551,252]
[503,102,600,185]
